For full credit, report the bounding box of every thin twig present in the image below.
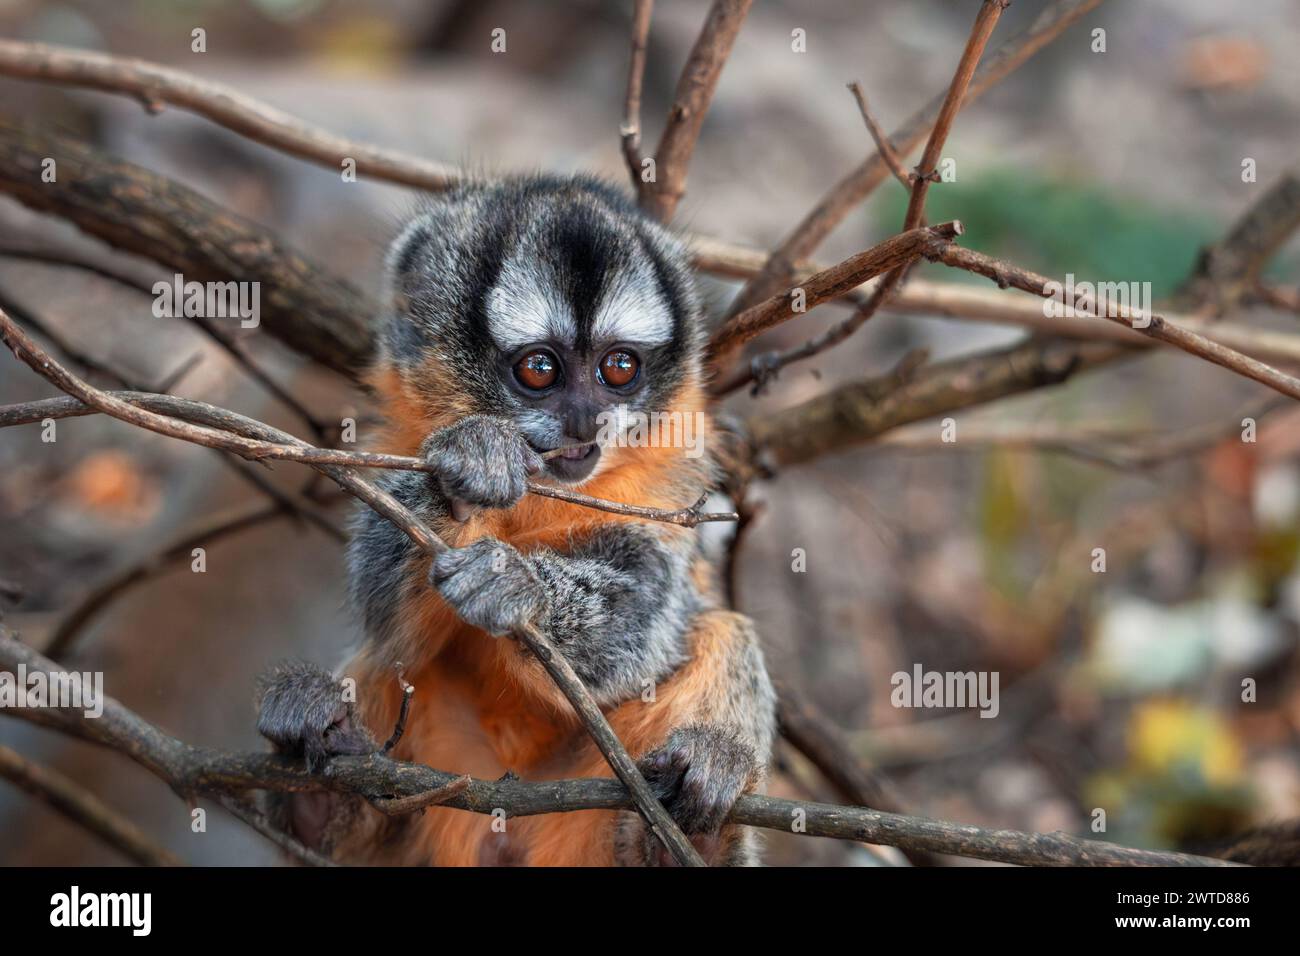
[902,1,1010,232]
[691,235,1300,365]
[1179,163,1300,312]
[875,394,1289,471]
[716,1,1008,397]
[847,82,910,189]
[880,274,1300,363]
[711,267,907,396]
[0,246,155,290]
[44,503,320,660]
[620,0,655,184]
[368,775,471,815]
[1251,282,1300,316]
[382,666,415,754]
[188,315,333,445]
[0,321,735,529]
[0,350,1113,501]
[0,577,24,604]
[154,350,204,393]
[510,617,703,865]
[0,395,738,529]
[1,288,348,541]
[0,287,132,387]
[0,245,333,443]
[775,683,940,866]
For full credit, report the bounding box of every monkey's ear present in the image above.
[384,211,441,314]
[378,197,481,363]
[385,188,481,306]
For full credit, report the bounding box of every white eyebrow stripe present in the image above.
[591,269,673,345]
[485,262,577,350]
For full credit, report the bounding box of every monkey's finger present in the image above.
[522,445,544,476]
[450,498,476,522]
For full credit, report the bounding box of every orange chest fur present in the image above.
[400,617,582,771]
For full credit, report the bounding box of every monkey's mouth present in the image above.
[542,441,600,483]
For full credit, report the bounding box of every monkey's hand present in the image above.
[257,661,375,770]
[256,661,378,854]
[637,725,760,865]
[430,536,551,637]
[421,415,544,520]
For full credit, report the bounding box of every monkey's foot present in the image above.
[637,725,759,865]
[256,661,378,852]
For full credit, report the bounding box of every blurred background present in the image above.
[1,0,1299,865]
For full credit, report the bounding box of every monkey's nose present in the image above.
[564,404,603,444]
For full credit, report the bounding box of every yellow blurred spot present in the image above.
[1129,699,1242,786]
[313,18,407,72]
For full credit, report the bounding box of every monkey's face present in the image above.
[386,178,705,487]
[501,338,659,483]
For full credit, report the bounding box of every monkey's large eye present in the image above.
[514,350,559,390]
[598,349,640,389]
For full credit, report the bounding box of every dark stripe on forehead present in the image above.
[632,221,691,347]
[464,191,520,348]
[544,200,627,353]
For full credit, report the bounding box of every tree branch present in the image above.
[0,630,1237,867]
[711,0,1008,396]
[1251,282,1300,316]
[745,337,1124,473]
[776,682,941,867]
[705,221,962,371]
[1179,162,1300,313]
[620,0,655,185]
[901,1,1010,231]
[875,394,1288,471]
[728,0,1106,314]
[215,794,337,867]
[44,503,310,660]
[938,245,1300,401]
[0,331,736,530]
[0,39,459,191]
[879,273,1300,364]
[1,286,347,541]
[0,743,184,866]
[0,120,373,379]
[639,0,753,221]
